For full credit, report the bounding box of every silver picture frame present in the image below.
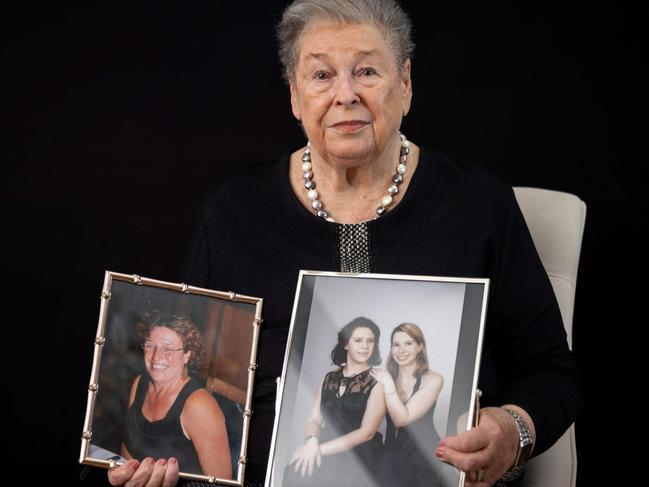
[80,271,263,485]
[265,271,489,487]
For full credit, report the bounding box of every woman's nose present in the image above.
[334,74,360,107]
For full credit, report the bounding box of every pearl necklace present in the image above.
[301,133,411,222]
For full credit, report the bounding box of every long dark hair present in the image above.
[330,317,382,366]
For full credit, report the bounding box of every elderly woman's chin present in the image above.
[321,131,382,165]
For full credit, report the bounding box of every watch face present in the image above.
[517,442,533,466]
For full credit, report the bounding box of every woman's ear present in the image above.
[290,80,302,121]
[400,58,413,117]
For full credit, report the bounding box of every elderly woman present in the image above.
[109,1,581,486]
[119,311,231,479]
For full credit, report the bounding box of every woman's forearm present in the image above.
[383,391,412,427]
[318,428,375,456]
[383,374,443,428]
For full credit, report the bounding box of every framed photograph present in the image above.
[265,271,489,487]
[79,271,263,485]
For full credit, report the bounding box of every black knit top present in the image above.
[182,148,582,485]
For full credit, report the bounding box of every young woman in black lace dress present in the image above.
[285,317,386,487]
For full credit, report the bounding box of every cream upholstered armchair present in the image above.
[513,187,586,487]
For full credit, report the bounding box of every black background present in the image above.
[3,0,635,485]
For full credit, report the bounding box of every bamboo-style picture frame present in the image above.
[265,271,489,487]
[80,271,263,485]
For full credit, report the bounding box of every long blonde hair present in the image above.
[386,322,430,380]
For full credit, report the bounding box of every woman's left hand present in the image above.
[289,437,321,477]
[108,457,179,487]
[435,407,519,486]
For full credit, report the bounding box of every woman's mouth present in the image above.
[331,121,369,133]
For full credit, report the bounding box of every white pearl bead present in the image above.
[382,195,393,207]
[302,162,312,172]
[397,163,407,174]
[307,189,318,200]
[388,184,398,195]
[403,140,410,148]
[312,199,323,210]
[326,216,336,223]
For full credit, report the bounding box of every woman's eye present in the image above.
[313,70,330,81]
[358,67,377,77]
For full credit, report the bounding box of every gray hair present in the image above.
[277,0,415,82]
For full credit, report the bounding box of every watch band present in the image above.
[504,408,533,468]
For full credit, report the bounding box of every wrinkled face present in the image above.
[391,331,422,367]
[143,326,191,383]
[344,326,376,364]
[290,21,412,165]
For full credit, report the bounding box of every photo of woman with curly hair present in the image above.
[121,310,232,478]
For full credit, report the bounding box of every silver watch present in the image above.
[504,408,533,468]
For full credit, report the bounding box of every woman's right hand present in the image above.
[108,457,179,487]
[370,367,396,392]
[289,437,321,477]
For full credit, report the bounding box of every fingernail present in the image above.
[169,458,177,465]
[144,457,155,465]
[439,439,446,447]
[157,459,167,466]
[435,447,445,458]
[128,460,140,469]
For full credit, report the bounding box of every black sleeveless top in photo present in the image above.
[381,374,443,487]
[283,369,383,487]
[126,374,203,475]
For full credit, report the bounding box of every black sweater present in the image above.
[183,148,582,485]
